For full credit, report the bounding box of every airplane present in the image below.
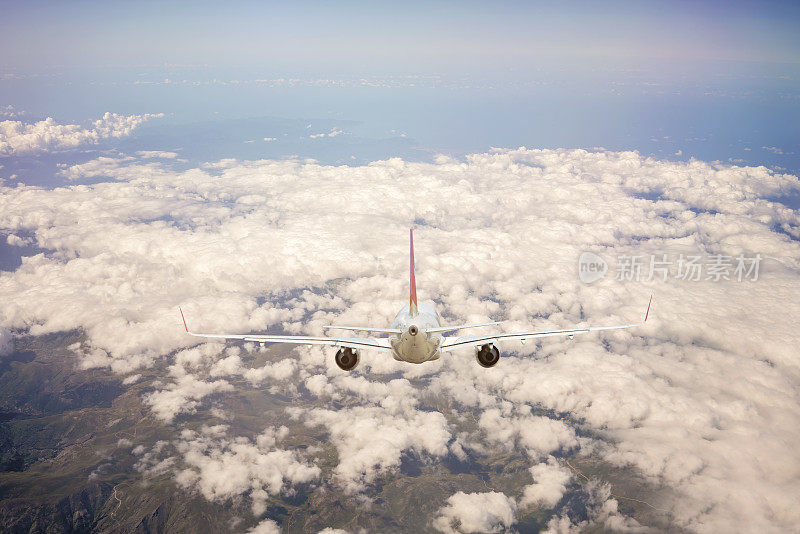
[180,229,651,371]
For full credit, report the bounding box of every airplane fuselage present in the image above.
[388,302,442,363]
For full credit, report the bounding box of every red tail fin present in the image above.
[410,228,418,316]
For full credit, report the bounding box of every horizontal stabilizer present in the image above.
[426,321,504,334]
[323,325,403,334]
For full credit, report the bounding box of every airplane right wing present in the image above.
[440,296,652,352]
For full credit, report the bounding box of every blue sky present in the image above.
[1,0,799,173]
[2,0,799,69]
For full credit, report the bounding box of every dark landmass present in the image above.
[0,332,678,533]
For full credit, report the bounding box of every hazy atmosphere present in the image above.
[1,1,799,533]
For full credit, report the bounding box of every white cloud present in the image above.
[208,349,298,385]
[122,373,141,385]
[248,519,281,534]
[136,150,178,159]
[519,457,572,509]
[0,147,799,530]
[293,399,451,493]
[6,233,31,246]
[432,491,517,534]
[174,425,320,515]
[478,407,580,458]
[542,481,649,533]
[309,128,343,139]
[0,112,163,155]
[145,371,233,423]
[0,105,24,119]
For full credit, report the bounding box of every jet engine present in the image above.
[335,347,360,371]
[475,343,500,368]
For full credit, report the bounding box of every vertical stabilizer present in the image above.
[409,228,418,317]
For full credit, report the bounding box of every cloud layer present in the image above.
[1,147,799,531]
[0,112,163,155]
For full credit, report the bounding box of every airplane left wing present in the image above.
[441,296,651,352]
[180,308,392,352]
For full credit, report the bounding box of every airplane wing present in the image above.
[180,308,392,352]
[440,296,652,352]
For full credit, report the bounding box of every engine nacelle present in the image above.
[475,343,500,368]
[335,347,360,371]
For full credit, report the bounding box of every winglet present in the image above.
[179,307,189,333]
[410,228,418,317]
[644,295,652,323]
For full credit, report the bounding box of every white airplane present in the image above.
[180,229,651,370]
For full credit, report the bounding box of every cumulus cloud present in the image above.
[478,407,580,458]
[519,457,572,509]
[173,425,320,515]
[291,381,451,493]
[136,150,178,159]
[139,342,300,422]
[248,519,281,533]
[432,491,517,534]
[6,233,32,246]
[145,347,235,422]
[209,349,298,385]
[122,373,141,385]
[542,481,648,533]
[0,147,799,531]
[0,112,163,155]
[0,105,24,119]
[308,128,343,139]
